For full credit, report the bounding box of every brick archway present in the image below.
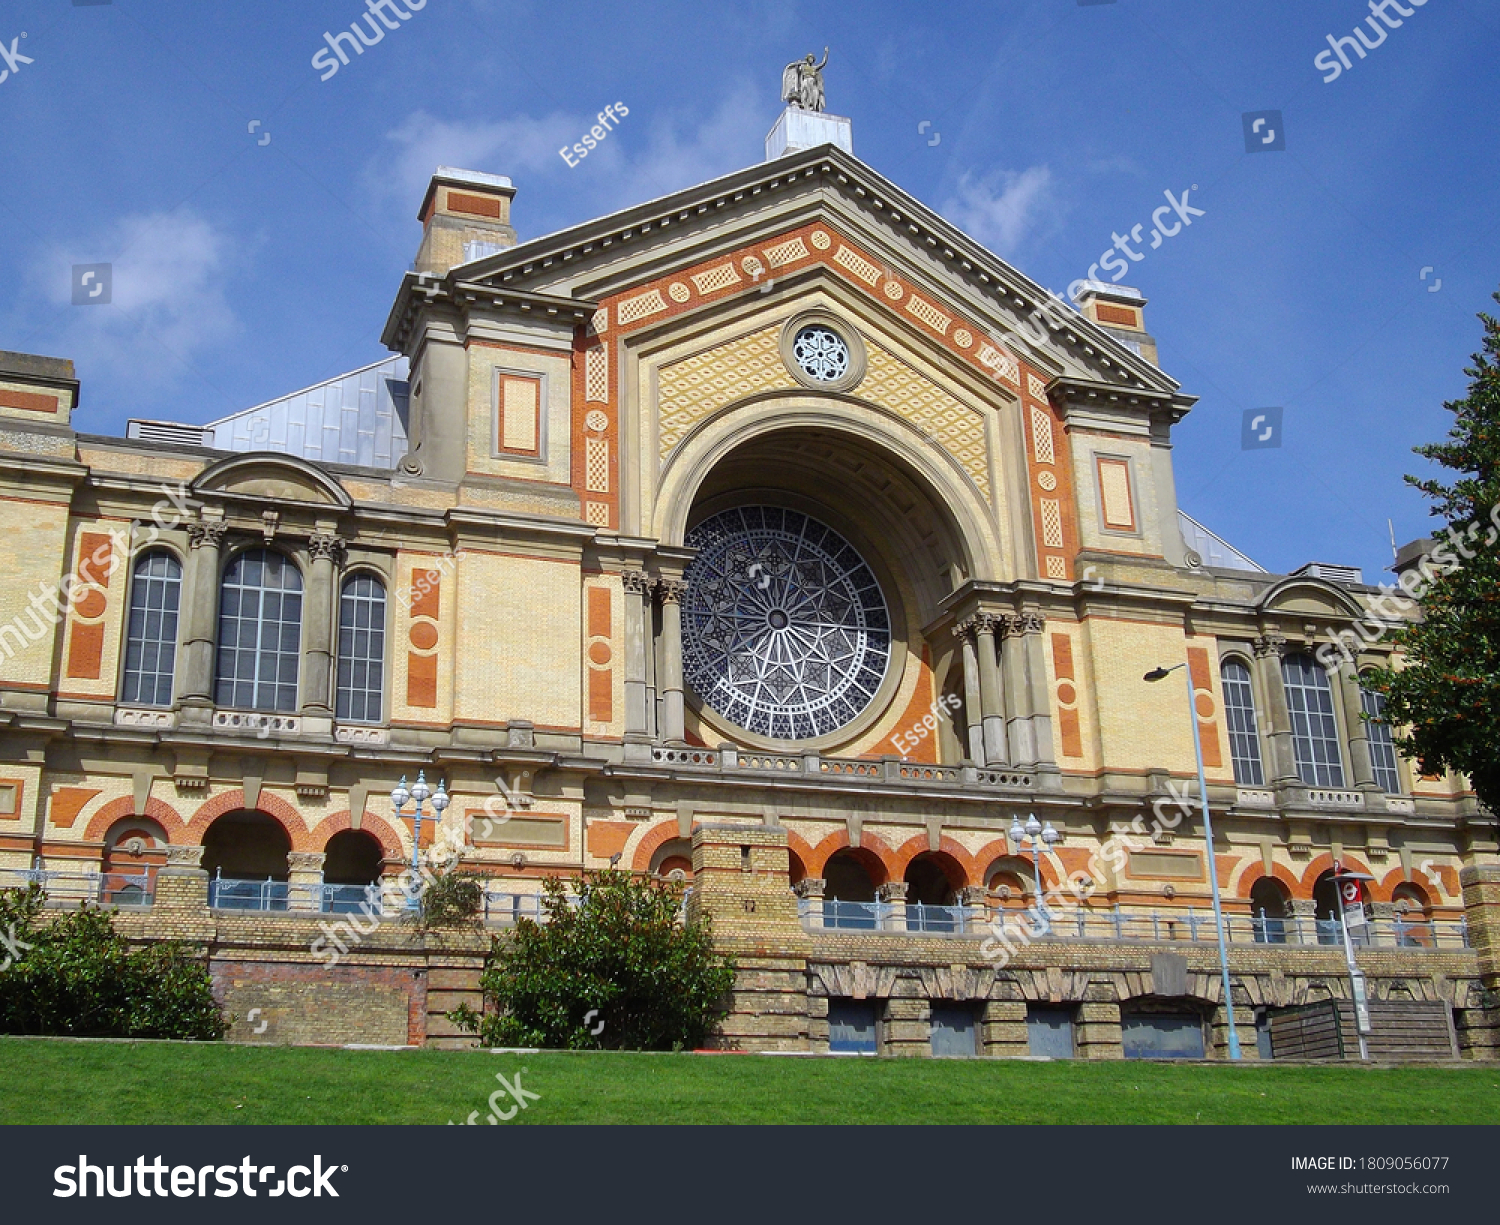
[784,828,815,883]
[631,820,690,874]
[310,810,405,859]
[892,834,976,891]
[1228,859,1299,900]
[83,795,184,846]
[185,789,312,850]
[974,837,1064,892]
[1378,866,1443,905]
[806,828,895,884]
[1299,853,1374,900]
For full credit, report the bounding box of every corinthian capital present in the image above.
[308,532,346,563]
[656,578,688,605]
[187,519,228,550]
[1253,631,1288,659]
[620,569,653,596]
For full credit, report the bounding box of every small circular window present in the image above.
[791,325,851,383]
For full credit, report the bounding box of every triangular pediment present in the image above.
[387,145,1184,402]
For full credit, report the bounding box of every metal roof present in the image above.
[1179,510,1266,573]
[203,356,409,469]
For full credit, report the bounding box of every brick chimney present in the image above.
[1074,282,1159,367]
[414,167,518,277]
[0,350,79,428]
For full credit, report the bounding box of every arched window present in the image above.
[1391,882,1433,947]
[120,551,182,707]
[1248,876,1291,944]
[1220,658,1264,787]
[215,548,303,713]
[1281,653,1345,788]
[1359,683,1401,794]
[336,573,387,724]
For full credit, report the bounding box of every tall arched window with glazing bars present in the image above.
[120,551,182,707]
[1220,657,1264,787]
[215,548,303,713]
[1280,653,1345,788]
[336,573,386,724]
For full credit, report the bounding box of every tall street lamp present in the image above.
[390,770,450,911]
[1145,663,1242,1061]
[1008,812,1060,933]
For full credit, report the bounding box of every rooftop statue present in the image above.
[781,49,829,113]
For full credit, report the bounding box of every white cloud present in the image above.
[942,166,1056,259]
[371,82,767,236]
[34,208,238,392]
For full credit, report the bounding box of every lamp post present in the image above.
[1145,662,1242,1061]
[1008,812,1060,934]
[1330,863,1376,1061]
[390,770,450,911]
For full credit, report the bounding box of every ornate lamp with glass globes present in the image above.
[1008,812,1060,933]
[390,770,449,911]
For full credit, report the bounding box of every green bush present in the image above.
[411,868,485,933]
[454,870,735,1051]
[0,885,224,1040]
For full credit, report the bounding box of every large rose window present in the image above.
[682,507,891,740]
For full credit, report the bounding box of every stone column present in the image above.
[1336,665,1377,795]
[179,518,228,725]
[657,578,687,745]
[1288,897,1318,945]
[955,623,984,764]
[1254,633,1299,786]
[302,531,344,724]
[794,877,825,929]
[974,614,1008,766]
[1018,612,1055,766]
[621,570,653,743]
[1000,615,1036,766]
[154,844,210,914]
[878,880,908,932]
[287,851,327,913]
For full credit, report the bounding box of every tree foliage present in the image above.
[1365,291,1500,810]
[0,885,224,1039]
[454,870,735,1051]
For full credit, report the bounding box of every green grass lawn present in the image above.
[1,1037,1496,1125]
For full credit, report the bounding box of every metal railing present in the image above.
[802,898,978,933]
[481,886,694,926]
[797,896,1470,950]
[207,873,383,915]
[0,867,154,906]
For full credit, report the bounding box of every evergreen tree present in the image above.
[1366,290,1500,810]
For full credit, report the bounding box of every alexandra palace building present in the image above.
[1,98,1495,1060]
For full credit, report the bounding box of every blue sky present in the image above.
[1,0,1496,581]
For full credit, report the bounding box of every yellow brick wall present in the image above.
[451,549,580,729]
[0,496,71,688]
[1084,617,1196,775]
